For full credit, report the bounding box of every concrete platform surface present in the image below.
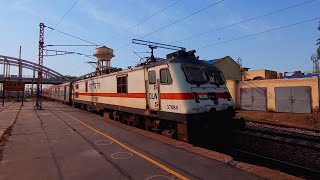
[0,102,262,180]
[0,102,21,139]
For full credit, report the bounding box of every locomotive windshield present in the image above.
[206,68,225,85]
[183,65,207,84]
[183,65,225,85]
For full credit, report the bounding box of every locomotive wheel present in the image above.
[98,110,104,117]
[118,112,124,123]
[137,116,145,129]
[109,111,114,120]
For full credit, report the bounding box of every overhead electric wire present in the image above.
[172,0,317,44]
[141,0,225,39]
[46,44,98,47]
[115,0,225,51]
[45,0,80,39]
[46,26,98,46]
[199,16,320,49]
[101,0,183,44]
[43,49,95,59]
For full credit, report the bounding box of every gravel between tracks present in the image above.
[246,121,320,138]
[238,110,320,131]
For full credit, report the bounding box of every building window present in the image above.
[117,76,127,94]
[160,68,172,84]
[85,82,88,92]
[148,70,156,84]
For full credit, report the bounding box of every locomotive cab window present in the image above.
[183,65,207,84]
[117,75,127,94]
[205,68,225,85]
[148,70,156,84]
[160,68,172,84]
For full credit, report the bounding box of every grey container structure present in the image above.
[275,86,311,113]
[240,87,267,111]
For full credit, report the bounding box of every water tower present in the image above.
[93,46,114,75]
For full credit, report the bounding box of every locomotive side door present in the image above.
[146,69,160,111]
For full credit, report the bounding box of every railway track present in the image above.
[245,119,320,136]
[237,127,320,151]
[231,124,320,179]
[230,148,320,179]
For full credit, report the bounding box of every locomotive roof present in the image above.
[145,55,220,70]
[75,53,220,82]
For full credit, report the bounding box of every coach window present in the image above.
[75,84,79,89]
[117,75,127,94]
[148,70,156,84]
[160,68,172,84]
[85,82,88,92]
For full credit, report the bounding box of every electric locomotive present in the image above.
[43,42,237,146]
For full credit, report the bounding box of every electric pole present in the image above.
[18,46,22,79]
[36,23,44,109]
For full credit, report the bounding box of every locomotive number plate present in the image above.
[167,105,178,110]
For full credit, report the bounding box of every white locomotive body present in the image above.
[44,50,236,145]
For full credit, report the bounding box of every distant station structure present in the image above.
[0,55,69,84]
[93,46,114,75]
[0,54,70,100]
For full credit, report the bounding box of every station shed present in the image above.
[204,56,241,81]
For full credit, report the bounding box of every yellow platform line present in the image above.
[55,108,189,180]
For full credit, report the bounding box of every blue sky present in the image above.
[0,0,319,76]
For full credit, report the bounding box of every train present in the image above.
[43,49,238,146]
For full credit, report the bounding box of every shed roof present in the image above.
[202,58,220,64]
[203,56,239,65]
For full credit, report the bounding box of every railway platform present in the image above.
[0,101,297,180]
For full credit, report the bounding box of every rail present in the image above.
[231,148,320,179]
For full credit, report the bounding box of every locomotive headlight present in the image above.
[224,92,231,101]
[208,92,217,101]
[214,100,219,105]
